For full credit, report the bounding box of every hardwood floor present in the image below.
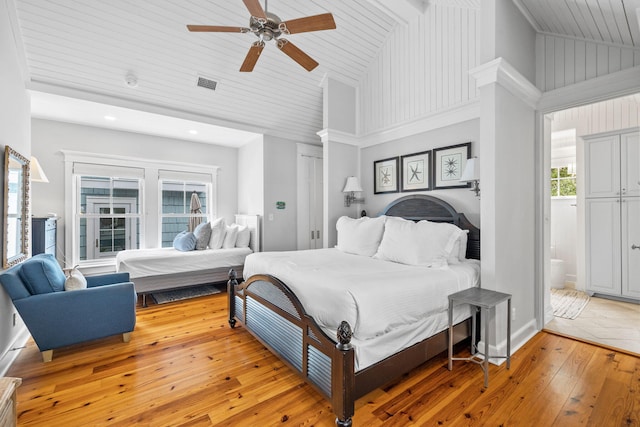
[7,292,640,426]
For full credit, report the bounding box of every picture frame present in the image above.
[373,157,399,194]
[400,150,431,192]
[432,142,471,190]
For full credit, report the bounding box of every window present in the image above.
[550,165,576,197]
[77,176,142,262]
[160,181,209,247]
[64,152,218,268]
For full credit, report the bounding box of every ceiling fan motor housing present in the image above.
[250,12,282,41]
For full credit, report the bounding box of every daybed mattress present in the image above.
[243,248,480,370]
[116,247,252,279]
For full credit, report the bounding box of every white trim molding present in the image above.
[359,101,480,147]
[470,57,542,109]
[538,65,640,113]
[317,128,360,146]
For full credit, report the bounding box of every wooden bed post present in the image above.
[333,321,354,427]
[228,269,237,328]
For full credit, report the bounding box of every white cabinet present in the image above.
[586,198,621,295]
[622,197,640,298]
[584,128,640,300]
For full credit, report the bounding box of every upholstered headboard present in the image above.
[377,195,480,260]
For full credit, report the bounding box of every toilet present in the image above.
[550,258,566,289]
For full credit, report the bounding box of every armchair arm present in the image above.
[14,282,136,351]
[86,272,131,288]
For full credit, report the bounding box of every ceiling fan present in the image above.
[187,0,336,72]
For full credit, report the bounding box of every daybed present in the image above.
[228,195,480,426]
[117,214,259,306]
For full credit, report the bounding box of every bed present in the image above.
[117,214,259,306]
[227,195,480,426]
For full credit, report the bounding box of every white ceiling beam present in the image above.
[366,0,429,25]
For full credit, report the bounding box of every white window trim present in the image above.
[63,150,219,269]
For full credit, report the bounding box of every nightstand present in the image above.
[447,287,511,387]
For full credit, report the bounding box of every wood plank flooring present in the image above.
[7,292,640,426]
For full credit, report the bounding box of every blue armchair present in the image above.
[0,254,136,362]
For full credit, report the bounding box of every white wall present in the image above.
[536,34,640,92]
[262,135,298,252]
[358,2,480,135]
[31,119,239,254]
[360,119,480,225]
[0,0,31,374]
[494,0,536,82]
[238,137,264,218]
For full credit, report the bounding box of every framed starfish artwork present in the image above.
[433,142,471,190]
[400,150,431,192]
[373,156,399,194]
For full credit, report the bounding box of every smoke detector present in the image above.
[125,73,138,88]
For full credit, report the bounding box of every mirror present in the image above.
[3,146,30,268]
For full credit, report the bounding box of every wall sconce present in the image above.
[343,176,365,207]
[30,156,49,183]
[460,157,479,197]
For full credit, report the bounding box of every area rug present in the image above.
[550,288,590,319]
[151,285,221,305]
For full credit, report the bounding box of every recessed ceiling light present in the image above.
[189,130,198,135]
[104,115,117,121]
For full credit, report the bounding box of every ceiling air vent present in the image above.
[196,76,218,91]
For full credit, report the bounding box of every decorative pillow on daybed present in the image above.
[222,224,239,249]
[335,215,385,257]
[208,217,226,249]
[193,221,212,250]
[173,231,197,252]
[235,225,251,248]
[374,216,463,267]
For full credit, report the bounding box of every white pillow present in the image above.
[374,216,463,267]
[448,230,469,264]
[208,217,226,249]
[235,225,251,248]
[222,224,239,249]
[193,221,212,250]
[335,216,385,257]
[64,266,87,291]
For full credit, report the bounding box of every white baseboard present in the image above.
[0,327,30,376]
[478,318,538,366]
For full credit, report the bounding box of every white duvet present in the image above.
[243,248,480,342]
[116,247,252,278]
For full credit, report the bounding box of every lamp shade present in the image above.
[343,176,363,193]
[460,158,479,182]
[30,156,49,183]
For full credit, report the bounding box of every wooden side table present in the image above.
[0,377,21,427]
[448,287,511,387]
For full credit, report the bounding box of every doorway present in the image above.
[541,93,640,355]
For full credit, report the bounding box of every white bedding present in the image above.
[116,247,252,279]
[243,248,480,370]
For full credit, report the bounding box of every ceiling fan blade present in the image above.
[280,13,336,34]
[243,0,267,20]
[240,42,265,72]
[187,25,250,33]
[277,39,319,72]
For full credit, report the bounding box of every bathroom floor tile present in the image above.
[544,295,640,356]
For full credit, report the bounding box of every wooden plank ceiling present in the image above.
[11,1,640,144]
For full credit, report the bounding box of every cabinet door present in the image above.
[586,198,621,295]
[585,135,620,198]
[621,132,640,198]
[622,198,640,299]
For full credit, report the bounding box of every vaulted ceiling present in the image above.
[8,0,640,146]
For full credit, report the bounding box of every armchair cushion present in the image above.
[64,267,87,291]
[18,254,66,294]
